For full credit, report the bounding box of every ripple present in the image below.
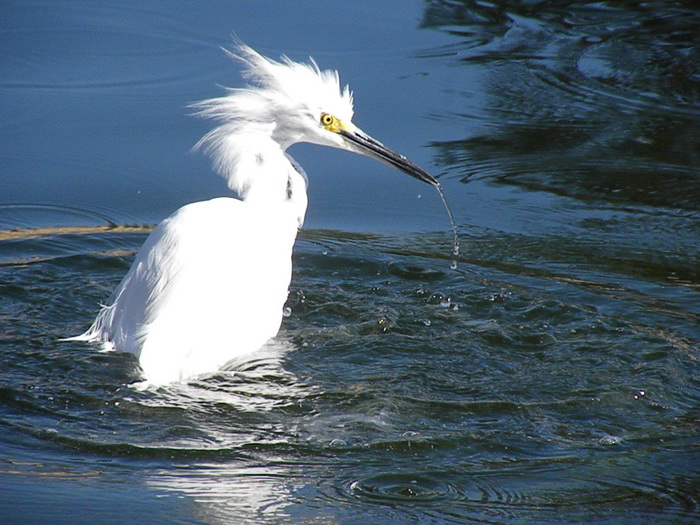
[0,203,118,231]
[425,0,700,213]
[339,463,699,522]
[0,204,153,271]
[348,472,461,504]
[387,261,445,280]
[2,3,215,93]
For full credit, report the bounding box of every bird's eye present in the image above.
[320,113,346,134]
[320,113,335,127]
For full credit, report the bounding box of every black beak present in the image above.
[339,128,439,188]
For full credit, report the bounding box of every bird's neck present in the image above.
[223,133,308,227]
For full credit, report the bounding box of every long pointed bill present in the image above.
[326,116,460,267]
[338,127,439,188]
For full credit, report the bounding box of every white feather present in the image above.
[71,44,349,385]
[70,42,438,386]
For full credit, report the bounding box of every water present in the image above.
[2,1,699,523]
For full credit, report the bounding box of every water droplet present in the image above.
[450,260,458,270]
[439,297,451,308]
[283,306,292,317]
[422,319,431,326]
[599,434,623,445]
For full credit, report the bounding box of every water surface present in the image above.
[1,1,699,523]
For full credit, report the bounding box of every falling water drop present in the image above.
[434,183,459,270]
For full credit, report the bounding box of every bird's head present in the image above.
[193,43,438,188]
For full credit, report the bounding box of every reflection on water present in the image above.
[422,0,700,210]
[1,1,700,523]
[146,464,295,524]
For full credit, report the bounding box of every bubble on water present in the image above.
[633,389,646,400]
[282,306,292,318]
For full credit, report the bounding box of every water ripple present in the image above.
[335,461,700,522]
[2,3,699,523]
[422,1,700,211]
[348,472,461,503]
[2,2,217,93]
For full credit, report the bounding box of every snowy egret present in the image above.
[72,43,455,385]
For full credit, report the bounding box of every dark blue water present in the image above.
[2,1,699,523]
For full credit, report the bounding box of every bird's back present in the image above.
[84,197,299,384]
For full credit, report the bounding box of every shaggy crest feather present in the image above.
[192,44,354,197]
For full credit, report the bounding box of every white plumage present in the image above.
[72,43,441,385]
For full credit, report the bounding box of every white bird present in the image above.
[72,43,443,385]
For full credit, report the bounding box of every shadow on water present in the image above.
[421,0,700,210]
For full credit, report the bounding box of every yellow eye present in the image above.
[320,113,335,127]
